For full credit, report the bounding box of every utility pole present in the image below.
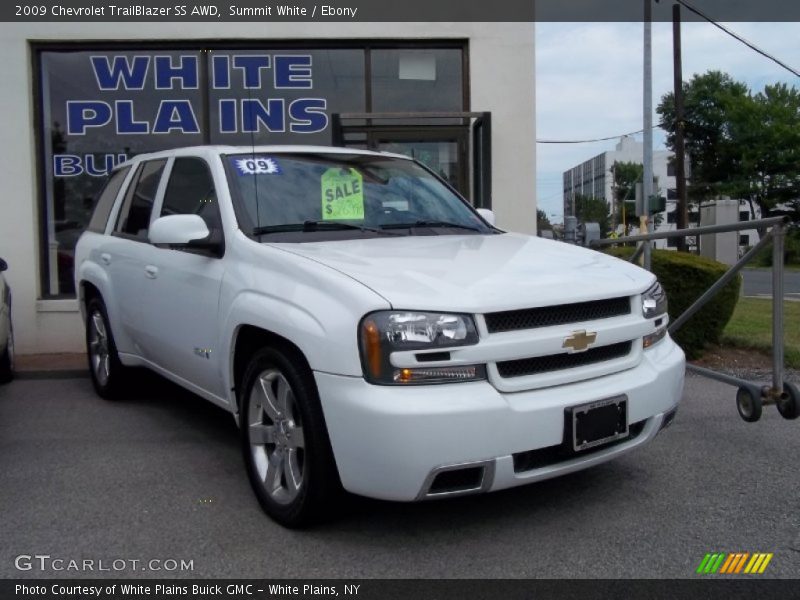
[672,3,689,251]
[610,164,617,231]
[641,0,653,269]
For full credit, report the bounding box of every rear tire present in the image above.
[85,297,127,399]
[240,346,341,527]
[0,319,12,384]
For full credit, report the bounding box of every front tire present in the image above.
[85,297,127,399]
[240,346,341,527]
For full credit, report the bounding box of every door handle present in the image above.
[100,253,111,265]
[144,265,159,279]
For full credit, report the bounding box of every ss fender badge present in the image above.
[193,347,212,360]
[562,330,597,353]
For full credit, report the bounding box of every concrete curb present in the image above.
[14,370,89,380]
[13,353,89,379]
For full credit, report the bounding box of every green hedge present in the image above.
[604,247,741,359]
[750,226,800,267]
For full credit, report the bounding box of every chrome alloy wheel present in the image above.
[248,369,306,505]
[88,310,110,386]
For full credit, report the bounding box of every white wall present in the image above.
[0,22,536,354]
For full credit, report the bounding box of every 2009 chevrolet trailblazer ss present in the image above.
[75,145,685,527]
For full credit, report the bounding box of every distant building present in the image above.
[562,136,758,253]
[562,136,674,231]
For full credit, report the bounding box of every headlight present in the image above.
[642,280,669,348]
[641,280,668,319]
[358,311,485,385]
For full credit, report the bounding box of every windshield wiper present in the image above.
[253,220,389,236]
[380,220,483,232]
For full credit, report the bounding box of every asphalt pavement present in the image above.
[1,371,798,579]
[742,268,800,298]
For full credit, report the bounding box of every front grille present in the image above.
[484,296,631,333]
[496,341,633,378]
[512,420,646,473]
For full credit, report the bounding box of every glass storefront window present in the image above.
[371,49,463,112]
[36,43,464,298]
[40,50,204,296]
[208,49,365,146]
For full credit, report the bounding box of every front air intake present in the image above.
[428,467,485,494]
[418,460,495,500]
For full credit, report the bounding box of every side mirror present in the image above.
[476,208,496,227]
[149,215,211,246]
[0,258,7,272]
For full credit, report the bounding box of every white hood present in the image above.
[269,233,654,313]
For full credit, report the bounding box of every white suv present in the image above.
[75,145,685,527]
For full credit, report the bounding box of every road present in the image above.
[742,268,800,298]
[1,371,798,579]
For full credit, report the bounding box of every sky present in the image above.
[535,21,800,223]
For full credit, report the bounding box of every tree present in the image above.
[611,161,643,234]
[536,209,553,231]
[732,83,800,225]
[573,194,610,237]
[657,70,800,231]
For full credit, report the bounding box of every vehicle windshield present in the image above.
[224,152,493,240]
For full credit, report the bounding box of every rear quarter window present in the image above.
[113,159,167,240]
[86,166,131,234]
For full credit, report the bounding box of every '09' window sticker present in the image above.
[231,156,282,176]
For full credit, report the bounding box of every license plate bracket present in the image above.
[568,395,628,452]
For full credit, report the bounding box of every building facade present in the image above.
[0,22,536,354]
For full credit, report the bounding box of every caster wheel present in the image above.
[736,387,762,423]
[777,382,799,420]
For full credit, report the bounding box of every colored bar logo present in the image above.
[696,552,773,574]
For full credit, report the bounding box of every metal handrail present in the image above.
[589,216,797,422]
[589,216,788,246]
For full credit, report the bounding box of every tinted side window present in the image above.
[87,166,131,233]
[114,159,166,239]
[161,158,221,231]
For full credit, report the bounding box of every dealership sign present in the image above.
[55,54,328,176]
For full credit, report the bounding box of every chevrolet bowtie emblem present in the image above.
[562,330,597,353]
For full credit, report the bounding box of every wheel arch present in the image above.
[76,262,113,322]
[231,324,314,418]
[80,280,102,311]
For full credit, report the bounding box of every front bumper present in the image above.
[315,335,685,501]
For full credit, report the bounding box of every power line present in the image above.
[537,123,670,144]
[675,0,800,79]
[539,10,800,145]
[537,128,646,144]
